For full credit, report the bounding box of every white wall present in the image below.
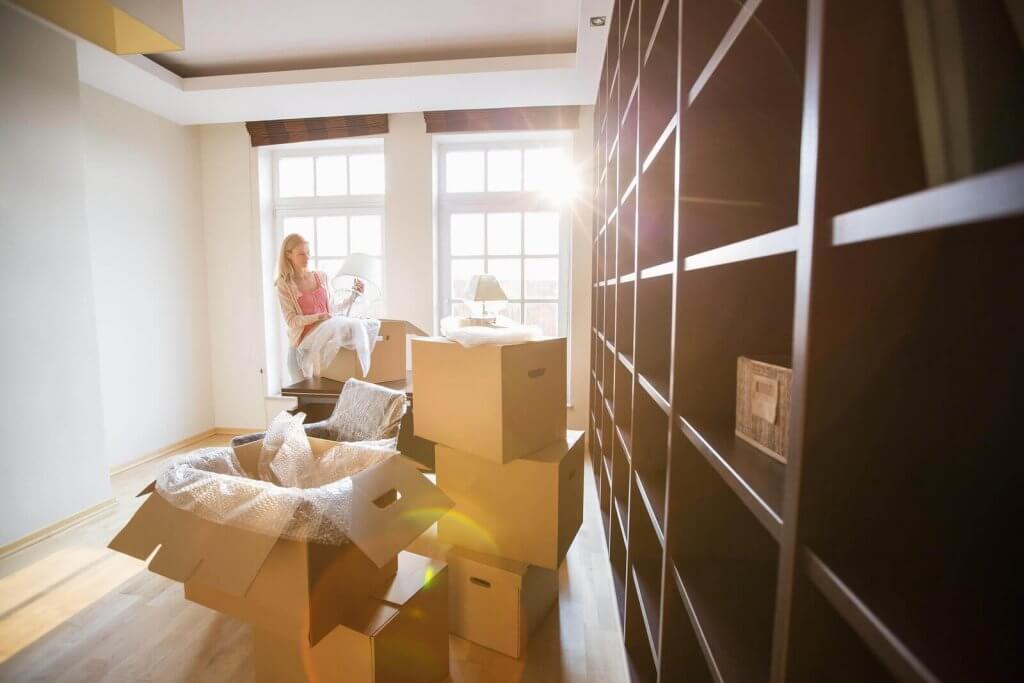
[198,124,267,430]
[80,85,214,470]
[383,113,437,333]
[0,4,113,545]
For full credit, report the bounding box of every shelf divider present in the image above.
[672,561,726,683]
[678,416,784,540]
[831,162,1024,246]
[640,260,676,279]
[642,113,678,173]
[687,0,762,106]
[631,567,661,670]
[684,226,798,271]
[802,549,940,683]
[637,372,671,415]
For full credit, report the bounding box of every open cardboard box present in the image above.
[411,336,567,463]
[322,319,427,384]
[436,430,584,570]
[109,437,453,648]
[254,551,450,683]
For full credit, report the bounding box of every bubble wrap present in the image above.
[258,410,310,486]
[327,378,407,443]
[154,439,399,546]
[295,315,382,379]
[440,318,542,347]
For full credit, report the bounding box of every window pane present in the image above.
[278,157,314,197]
[349,215,382,255]
[316,216,348,256]
[451,213,484,255]
[524,212,560,255]
[486,149,522,191]
[487,213,521,255]
[315,155,348,196]
[523,147,563,191]
[317,258,344,278]
[525,257,559,298]
[349,153,385,194]
[451,259,484,299]
[491,301,523,323]
[525,302,558,336]
[445,151,484,192]
[283,216,315,246]
[486,257,521,299]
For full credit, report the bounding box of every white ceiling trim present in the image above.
[73,0,611,125]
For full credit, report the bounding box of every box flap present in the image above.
[109,492,187,565]
[137,481,156,497]
[186,521,283,596]
[403,321,429,337]
[375,551,447,607]
[109,491,281,596]
[346,457,454,567]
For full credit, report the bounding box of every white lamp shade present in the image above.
[331,253,382,291]
[462,273,508,302]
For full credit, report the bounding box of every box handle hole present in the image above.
[373,489,402,508]
[528,368,546,379]
[470,577,491,589]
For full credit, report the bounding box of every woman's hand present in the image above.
[317,312,331,322]
[353,278,365,294]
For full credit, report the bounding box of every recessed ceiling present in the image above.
[67,0,611,124]
[148,0,579,77]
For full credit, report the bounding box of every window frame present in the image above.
[271,140,386,284]
[436,136,573,338]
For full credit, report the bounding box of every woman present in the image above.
[276,233,374,380]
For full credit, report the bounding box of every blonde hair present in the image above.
[276,233,310,285]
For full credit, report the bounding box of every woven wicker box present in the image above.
[735,356,792,463]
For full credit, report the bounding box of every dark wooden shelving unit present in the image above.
[589,0,1024,680]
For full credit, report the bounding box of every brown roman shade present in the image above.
[423,106,580,133]
[245,114,389,147]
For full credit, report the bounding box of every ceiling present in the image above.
[66,0,611,125]
[148,0,579,77]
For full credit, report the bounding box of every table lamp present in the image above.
[462,273,508,326]
[331,253,382,316]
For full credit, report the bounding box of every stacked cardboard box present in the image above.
[109,437,454,683]
[412,337,585,658]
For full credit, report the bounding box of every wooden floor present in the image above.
[0,435,628,682]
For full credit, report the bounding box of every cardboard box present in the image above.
[322,319,424,384]
[436,430,584,570]
[411,336,568,463]
[253,551,450,683]
[735,356,792,463]
[447,547,559,659]
[109,437,453,647]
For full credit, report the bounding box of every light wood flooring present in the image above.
[0,435,628,682]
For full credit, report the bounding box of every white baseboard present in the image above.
[0,498,117,560]
[108,427,263,476]
[108,428,218,475]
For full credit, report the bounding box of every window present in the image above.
[273,142,385,296]
[437,137,575,338]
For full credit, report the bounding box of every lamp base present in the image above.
[464,315,498,327]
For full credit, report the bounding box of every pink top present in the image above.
[296,272,330,343]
